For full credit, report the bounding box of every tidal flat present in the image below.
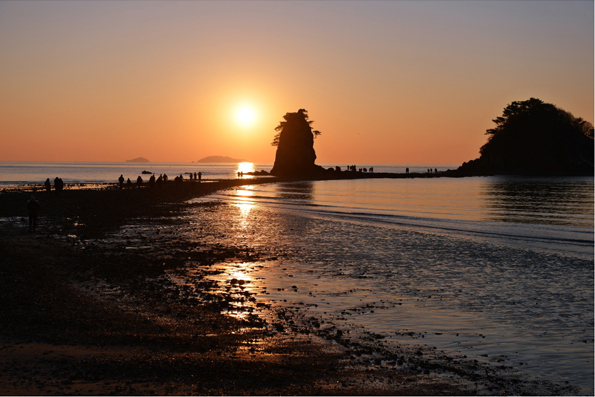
[0,182,584,395]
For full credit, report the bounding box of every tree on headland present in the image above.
[458,98,594,175]
[270,109,324,177]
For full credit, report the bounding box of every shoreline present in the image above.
[0,178,581,395]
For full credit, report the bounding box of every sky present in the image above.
[0,1,593,165]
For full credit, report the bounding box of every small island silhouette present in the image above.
[126,157,151,163]
[197,156,248,163]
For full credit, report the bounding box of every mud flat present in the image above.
[0,181,579,395]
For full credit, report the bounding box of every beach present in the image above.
[0,179,588,395]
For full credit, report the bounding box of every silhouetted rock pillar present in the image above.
[270,109,321,177]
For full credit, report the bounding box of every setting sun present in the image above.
[235,105,257,128]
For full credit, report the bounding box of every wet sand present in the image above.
[0,180,577,395]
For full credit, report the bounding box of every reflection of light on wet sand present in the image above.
[207,261,262,320]
[235,187,255,220]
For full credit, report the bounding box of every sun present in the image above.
[235,105,257,127]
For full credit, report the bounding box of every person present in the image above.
[126,178,132,188]
[149,174,156,188]
[55,177,64,193]
[27,195,39,233]
[118,174,125,189]
[44,178,51,192]
[198,172,202,182]
[136,176,143,188]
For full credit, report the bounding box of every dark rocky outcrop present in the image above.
[270,109,325,178]
[457,98,594,176]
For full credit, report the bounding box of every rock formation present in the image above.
[457,98,594,176]
[270,109,324,177]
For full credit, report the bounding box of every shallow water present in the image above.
[185,176,593,393]
[0,161,454,185]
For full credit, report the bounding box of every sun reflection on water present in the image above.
[236,162,255,178]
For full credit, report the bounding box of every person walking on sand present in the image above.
[136,176,143,188]
[118,174,125,189]
[27,195,39,233]
[44,178,51,192]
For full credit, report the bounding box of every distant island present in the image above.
[126,157,151,163]
[197,156,248,163]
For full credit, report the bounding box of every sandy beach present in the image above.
[0,180,579,395]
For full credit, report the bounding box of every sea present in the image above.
[0,161,449,186]
[2,161,593,393]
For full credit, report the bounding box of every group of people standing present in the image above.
[44,177,64,193]
[118,174,168,189]
[346,165,374,173]
[118,172,202,189]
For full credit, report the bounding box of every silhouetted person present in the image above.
[126,178,132,188]
[149,174,156,188]
[44,178,51,192]
[118,174,125,189]
[27,195,39,233]
[136,176,143,188]
[198,172,201,182]
[163,174,168,183]
[406,168,409,174]
[434,168,438,173]
[157,174,163,186]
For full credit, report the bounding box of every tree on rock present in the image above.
[270,109,324,177]
[458,98,594,175]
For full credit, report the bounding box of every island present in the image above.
[196,156,248,163]
[125,157,151,163]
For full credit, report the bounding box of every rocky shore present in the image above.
[0,180,577,395]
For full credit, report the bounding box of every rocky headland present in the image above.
[456,98,594,176]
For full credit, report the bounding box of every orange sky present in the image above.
[0,1,592,165]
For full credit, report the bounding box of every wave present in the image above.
[206,178,594,259]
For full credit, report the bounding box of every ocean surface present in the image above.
[3,162,593,393]
[0,161,451,186]
[188,176,594,394]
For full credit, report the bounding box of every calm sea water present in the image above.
[191,176,593,393]
[0,161,452,186]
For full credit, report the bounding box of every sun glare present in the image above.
[235,105,257,127]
